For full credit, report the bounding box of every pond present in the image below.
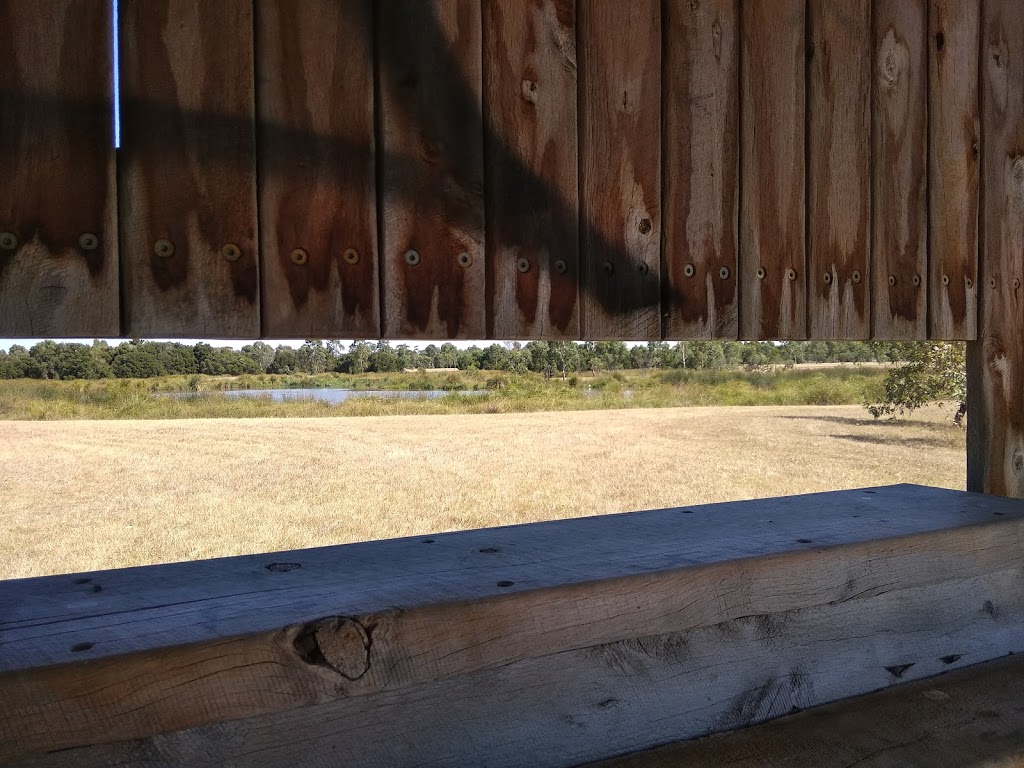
[165,388,486,405]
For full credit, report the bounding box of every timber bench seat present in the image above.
[583,652,1024,767]
[1,484,1023,767]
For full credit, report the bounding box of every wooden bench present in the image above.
[3,484,1022,767]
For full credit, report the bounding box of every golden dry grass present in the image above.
[0,405,965,579]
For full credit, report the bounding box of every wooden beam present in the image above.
[2,486,1023,765]
[968,0,1024,497]
[582,653,1024,767]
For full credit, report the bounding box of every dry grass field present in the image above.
[0,405,965,579]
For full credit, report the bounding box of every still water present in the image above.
[203,388,485,405]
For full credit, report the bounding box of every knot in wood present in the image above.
[521,79,539,104]
[294,617,370,681]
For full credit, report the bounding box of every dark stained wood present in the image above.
[739,0,806,340]
[807,0,871,339]
[662,0,739,340]
[968,0,1024,498]
[119,0,259,338]
[873,0,928,339]
[484,0,579,340]
[3,486,1024,764]
[579,0,661,340]
[0,0,118,337]
[929,0,980,341]
[583,654,1024,767]
[377,0,485,339]
[256,0,379,339]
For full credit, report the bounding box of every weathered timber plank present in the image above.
[484,0,579,339]
[582,654,1024,767]
[739,0,806,340]
[968,0,1024,497]
[872,0,928,339]
[579,0,661,340]
[377,0,484,339]
[119,0,259,338]
[2,487,1023,762]
[256,0,379,338]
[929,0,981,341]
[13,567,1024,768]
[0,0,118,337]
[807,0,871,339]
[662,0,739,340]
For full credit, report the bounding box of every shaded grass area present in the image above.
[0,367,887,421]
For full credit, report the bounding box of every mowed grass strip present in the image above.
[0,405,965,579]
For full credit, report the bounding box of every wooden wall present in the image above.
[0,0,996,341]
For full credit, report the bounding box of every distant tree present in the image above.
[866,342,967,424]
[269,345,299,374]
[242,342,276,372]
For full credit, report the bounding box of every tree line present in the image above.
[0,339,922,381]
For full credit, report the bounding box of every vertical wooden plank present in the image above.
[739,0,806,341]
[662,0,739,341]
[483,0,579,340]
[377,0,484,339]
[872,0,927,340]
[967,0,1024,497]
[0,0,117,337]
[807,0,871,340]
[119,0,259,338]
[929,0,980,341]
[579,0,661,341]
[256,0,379,339]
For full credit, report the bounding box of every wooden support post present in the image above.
[968,0,1024,497]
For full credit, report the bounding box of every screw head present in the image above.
[222,244,241,262]
[154,239,175,258]
[457,251,473,268]
[756,267,767,280]
[516,257,531,273]
[990,277,998,289]
[888,275,897,287]
[404,249,421,267]
[683,264,695,278]
[786,268,797,281]
[553,259,568,275]
[343,248,360,265]
[78,233,99,251]
[852,270,862,284]
[1014,278,1021,290]
[823,272,832,285]
[290,248,309,266]
[966,277,974,290]
[719,266,730,280]
[913,274,922,287]
[0,231,17,250]
[603,261,615,276]
[941,274,950,286]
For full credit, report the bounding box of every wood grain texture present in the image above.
[583,654,1024,768]
[484,0,579,339]
[0,0,117,337]
[740,0,806,340]
[10,537,1024,767]
[872,0,928,339]
[256,0,379,339]
[119,0,259,338]
[967,0,1024,498]
[662,0,739,340]
[377,0,484,339]
[929,0,980,341]
[3,486,1024,763]
[807,0,871,339]
[579,0,661,340]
